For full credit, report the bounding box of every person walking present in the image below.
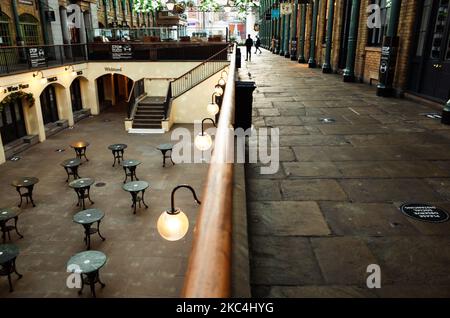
[255,36,262,54]
[245,34,254,62]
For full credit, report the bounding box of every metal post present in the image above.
[376,0,402,95]
[103,0,108,27]
[343,0,361,82]
[298,3,306,63]
[308,0,319,68]
[322,0,335,73]
[38,0,49,44]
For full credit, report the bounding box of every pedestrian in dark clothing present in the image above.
[245,34,254,61]
[255,36,262,54]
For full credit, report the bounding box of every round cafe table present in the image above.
[0,208,23,243]
[0,244,22,292]
[11,177,39,207]
[70,141,90,162]
[122,181,149,214]
[61,158,81,182]
[69,178,95,210]
[121,159,141,184]
[108,144,127,167]
[156,143,175,167]
[73,209,105,250]
[67,250,107,298]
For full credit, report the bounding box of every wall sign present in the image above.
[28,47,46,68]
[18,0,34,5]
[104,67,122,72]
[271,9,280,19]
[400,203,450,223]
[111,44,133,60]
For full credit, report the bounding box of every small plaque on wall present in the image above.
[18,0,34,5]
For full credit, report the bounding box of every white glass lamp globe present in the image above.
[157,209,189,241]
[217,0,228,5]
[218,77,226,86]
[195,132,213,151]
[221,70,228,78]
[214,85,224,96]
[207,102,219,116]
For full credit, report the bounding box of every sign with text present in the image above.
[111,44,133,60]
[400,203,449,223]
[28,47,46,68]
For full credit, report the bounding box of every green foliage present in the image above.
[131,0,260,13]
[0,91,35,113]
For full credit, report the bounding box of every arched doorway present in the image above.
[70,78,83,112]
[96,74,133,112]
[19,14,41,45]
[39,85,59,124]
[0,95,27,144]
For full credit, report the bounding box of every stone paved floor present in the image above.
[241,49,450,298]
[0,108,207,297]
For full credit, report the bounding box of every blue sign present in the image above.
[271,9,280,19]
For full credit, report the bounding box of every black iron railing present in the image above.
[0,44,87,75]
[171,45,230,98]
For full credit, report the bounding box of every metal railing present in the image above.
[171,45,230,98]
[0,44,87,75]
[181,43,237,298]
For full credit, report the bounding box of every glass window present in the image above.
[416,0,434,56]
[0,11,12,46]
[4,104,12,124]
[367,0,391,47]
[431,0,450,59]
[19,14,41,45]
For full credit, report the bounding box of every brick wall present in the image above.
[1,1,43,45]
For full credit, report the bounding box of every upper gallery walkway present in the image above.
[243,49,450,298]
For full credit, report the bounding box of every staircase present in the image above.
[129,45,230,133]
[131,96,166,133]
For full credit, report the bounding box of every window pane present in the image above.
[416,0,433,56]
[430,0,450,59]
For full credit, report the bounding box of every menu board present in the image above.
[111,44,133,60]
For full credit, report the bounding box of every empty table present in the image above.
[0,244,22,292]
[73,209,105,250]
[70,141,90,162]
[67,250,106,298]
[156,143,175,167]
[61,158,81,182]
[121,159,141,184]
[69,178,95,210]
[123,181,149,214]
[0,208,23,243]
[11,177,39,207]
[108,144,127,167]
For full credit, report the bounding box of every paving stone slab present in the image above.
[269,286,378,298]
[283,162,342,178]
[281,179,348,201]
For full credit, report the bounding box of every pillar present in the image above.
[343,0,361,82]
[113,0,118,24]
[308,0,319,68]
[290,0,298,60]
[279,13,285,56]
[284,13,291,58]
[298,3,306,63]
[103,0,108,27]
[376,0,402,96]
[38,0,49,44]
[0,134,5,164]
[11,0,24,45]
[322,0,335,73]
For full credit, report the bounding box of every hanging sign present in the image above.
[111,44,133,60]
[28,47,46,68]
[400,203,450,223]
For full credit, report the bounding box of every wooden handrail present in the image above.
[175,44,230,81]
[181,44,236,298]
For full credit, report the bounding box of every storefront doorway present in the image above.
[70,78,83,112]
[338,0,353,70]
[96,74,133,112]
[409,0,450,102]
[39,85,59,124]
[0,99,27,144]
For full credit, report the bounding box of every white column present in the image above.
[0,134,5,164]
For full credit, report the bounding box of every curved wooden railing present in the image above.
[181,44,236,298]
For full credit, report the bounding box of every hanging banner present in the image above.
[271,9,280,19]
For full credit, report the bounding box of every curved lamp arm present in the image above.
[201,117,217,134]
[170,184,201,213]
